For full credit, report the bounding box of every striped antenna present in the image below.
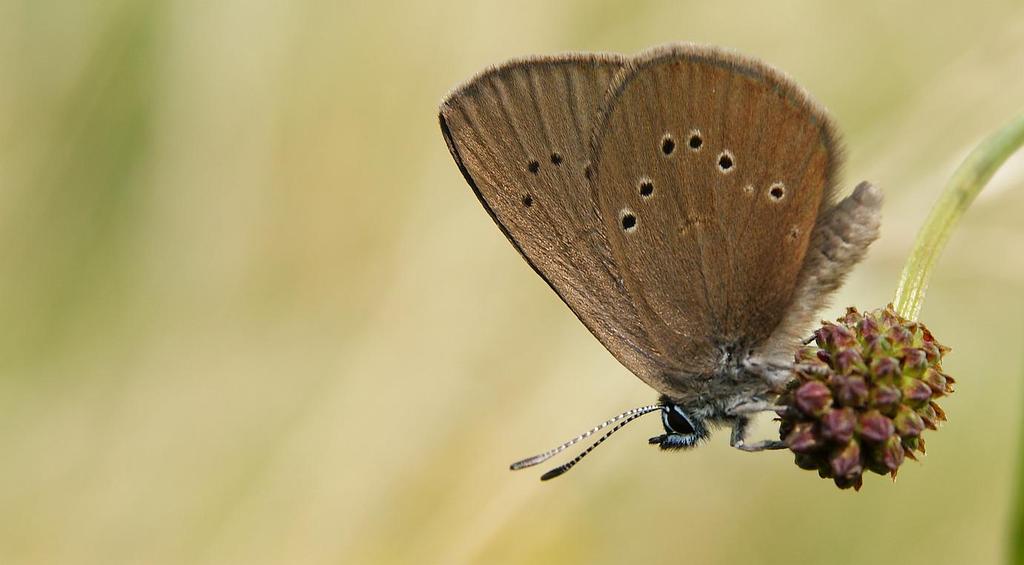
[509,404,663,478]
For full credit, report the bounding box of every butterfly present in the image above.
[439,43,882,480]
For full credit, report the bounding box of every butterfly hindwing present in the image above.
[589,45,841,387]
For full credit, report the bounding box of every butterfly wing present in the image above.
[439,54,687,391]
[589,44,842,390]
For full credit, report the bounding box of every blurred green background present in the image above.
[2,1,1024,564]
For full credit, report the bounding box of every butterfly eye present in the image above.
[663,405,696,435]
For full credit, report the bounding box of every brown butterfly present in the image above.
[439,43,882,480]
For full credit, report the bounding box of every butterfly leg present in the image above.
[729,417,788,452]
[727,398,788,417]
[734,439,788,452]
[729,417,750,447]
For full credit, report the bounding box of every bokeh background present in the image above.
[2,1,1024,564]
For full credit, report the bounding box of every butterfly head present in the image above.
[648,402,711,450]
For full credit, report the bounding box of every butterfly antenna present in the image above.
[509,404,663,479]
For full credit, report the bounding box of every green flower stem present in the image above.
[893,113,1024,320]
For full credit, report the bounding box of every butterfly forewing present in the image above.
[589,45,839,381]
[439,54,687,391]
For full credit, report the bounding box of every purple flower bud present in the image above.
[901,377,932,407]
[859,410,895,443]
[794,453,820,471]
[922,368,947,395]
[795,381,832,416]
[865,457,892,477]
[814,327,830,349]
[901,348,928,379]
[922,343,942,364]
[869,383,902,414]
[833,375,869,407]
[830,441,863,480]
[856,316,879,339]
[785,422,820,453]
[871,357,900,381]
[831,326,857,349]
[916,403,939,430]
[881,435,905,472]
[834,348,865,375]
[862,335,889,360]
[887,325,912,347]
[894,405,925,438]
[821,408,856,444]
[833,474,864,491]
